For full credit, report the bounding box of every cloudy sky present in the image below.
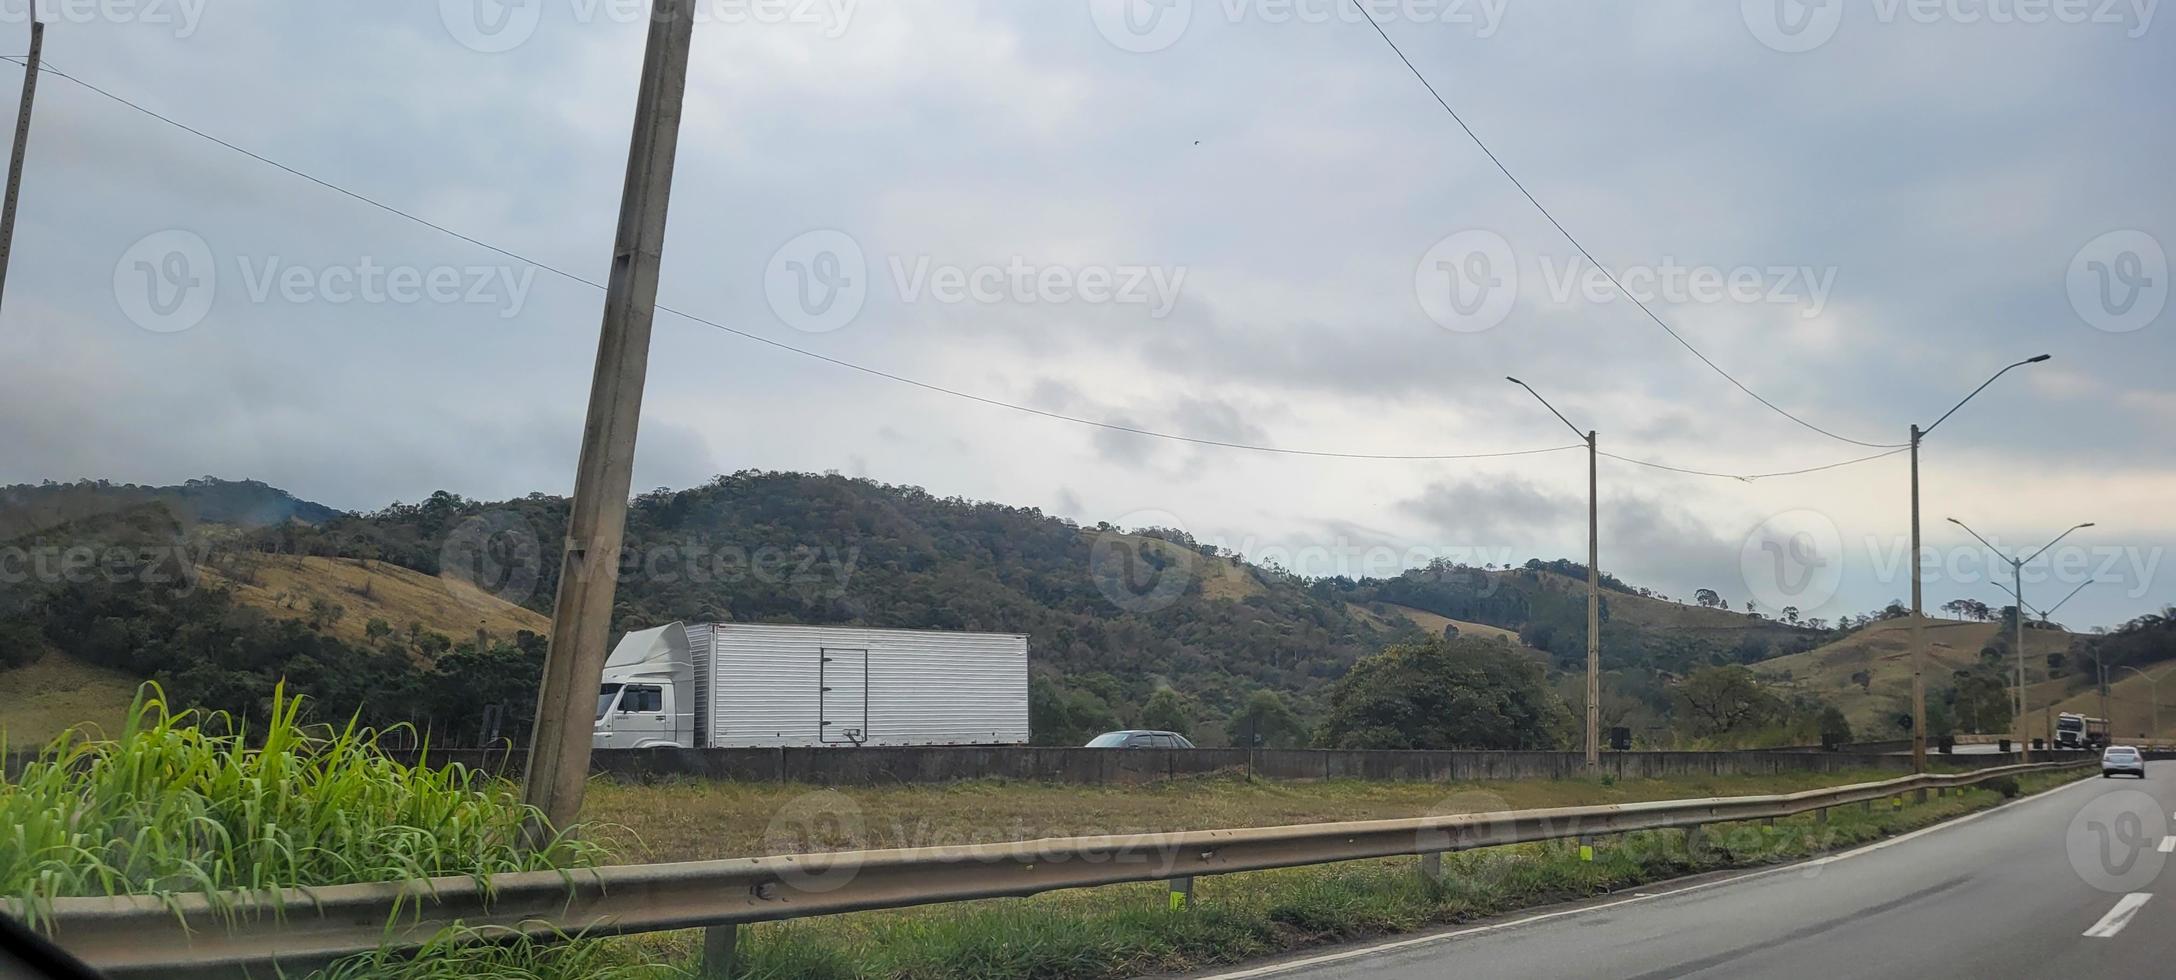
[0,0,2169,629]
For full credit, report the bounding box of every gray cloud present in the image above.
[0,2,2166,632]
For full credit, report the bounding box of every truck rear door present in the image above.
[819,647,869,744]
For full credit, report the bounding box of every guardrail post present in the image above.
[1684,824,1705,858]
[1169,876,1194,910]
[1420,851,1443,883]
[1914,789,1927,804]
[701,924,739,979]
[1816,807,1829,825]
[1861,800,1872,813]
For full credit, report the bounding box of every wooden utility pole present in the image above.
[0,19,43,316]
[522,0,697,840]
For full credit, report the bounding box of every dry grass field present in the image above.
[200,554,549,648]
[0,652,144,747]
[585,768,1917,863]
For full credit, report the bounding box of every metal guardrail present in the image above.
[12,760,2091,978]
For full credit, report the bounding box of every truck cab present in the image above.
[592,623,695,750]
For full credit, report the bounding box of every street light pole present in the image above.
[1946,517,2093,764]
[1508,377,1600,770]
[1906,354,2048,771]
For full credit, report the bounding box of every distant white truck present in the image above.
[591,622,1030,749]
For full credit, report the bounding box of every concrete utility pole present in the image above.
[1904,354,2048,772]
[522,0,697,840]
[1585,428,1600,770]
[1946,517,2093,764]
[1909,423,1926,772]
[1507,377,1600,769]
[0,19,43,316]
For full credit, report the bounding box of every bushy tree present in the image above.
[1225,689,1306,747]
[1139,689,1194,736]
[1674,665,1778,738]
[1318,637,1569,750]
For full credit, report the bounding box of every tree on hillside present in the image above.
[1694,589,1721,609]
[1318,637,1569,750]
[1782,606,1800,625]
[1818,706,1854,746]
[1674,666,1779,738]
[1029,676,1122,745]
[1140,689,1194,736]
[1225,689,1307,748]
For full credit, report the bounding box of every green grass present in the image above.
[655,769,2086,980]
[1,703,2085,980]
[0,684,623,979]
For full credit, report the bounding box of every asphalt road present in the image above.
[1186,764,2176,980]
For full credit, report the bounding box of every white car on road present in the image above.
[2101,745,2147,778]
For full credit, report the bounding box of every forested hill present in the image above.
[0,478,340,539]
[3,470,1842,746]
[261,471,1414,715]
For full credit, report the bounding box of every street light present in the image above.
[1945,517,2092,762]
[1905,354,2049,772]
[1508,376,1600,770]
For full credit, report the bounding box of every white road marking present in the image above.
[2158,836,2176,854]
[1190,776,2106,980]
[2083,893,2153,938]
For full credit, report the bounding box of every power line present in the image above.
[10,57,1912,479]
[1346,10,1906,451]
[1602,446,1912,482]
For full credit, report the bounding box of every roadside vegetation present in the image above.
[1,690,2084,979]
[670,768,2086,980]
[588,767,1942,863]
[0,686,617,978]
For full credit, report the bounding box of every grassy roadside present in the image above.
[585,768,1962,862]
[576,767,2087,979]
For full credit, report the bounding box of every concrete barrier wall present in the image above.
[8,745,2098,785]
[390,745,2008,785]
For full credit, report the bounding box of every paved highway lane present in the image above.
[1188,765,2176,980]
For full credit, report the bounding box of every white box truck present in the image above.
[591,622,1030,749]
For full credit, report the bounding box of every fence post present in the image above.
[701,924,738,979]
[1169,876,1194,910]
